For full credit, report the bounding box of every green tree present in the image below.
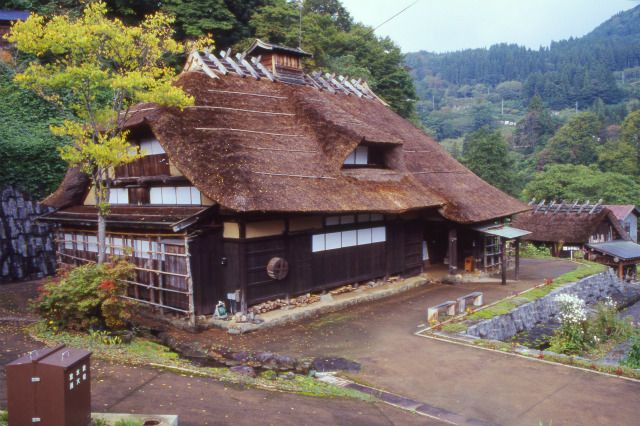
[621,109,640,170]
[161,0,237,39]
[248,0,417,118]
[462,128,516,194]
[523,164,640,204]
[8,2,198,263]
[512,94,557,153]
[544,112,602,165]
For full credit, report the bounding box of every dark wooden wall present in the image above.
[202,218,426,310]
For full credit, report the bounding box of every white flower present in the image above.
[554,294,587,324]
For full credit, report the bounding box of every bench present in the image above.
[427,301,456,323]
[456,292,483,314]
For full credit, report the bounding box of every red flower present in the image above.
[98,279,117,292]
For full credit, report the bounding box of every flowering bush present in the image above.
[550,294,588,354]
[33,261,135,331]
[550,294,633,355]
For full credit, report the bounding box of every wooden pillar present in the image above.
[448,228,458,275]
[514,238,520,281]
[239,223,248,314]
[618,262,624,280]
[500,237,507,285]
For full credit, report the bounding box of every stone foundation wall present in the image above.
[0,186,56,282]
[466,269,632,341]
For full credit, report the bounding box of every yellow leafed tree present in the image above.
[7,1,211,263]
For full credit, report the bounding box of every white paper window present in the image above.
[312,234,325,252]
[325,232,342,250]
[161,187,177,204]
[87,235,98,252]
[343,150,356,165]
[312,226,386,252]
[422,241,429,260]
[111,237,123,255]
[355,146,368,164]
[139,138,165,155]
[372,226,386,243]
[357,228,372,245]
[150,186,200,205]
[341,230,357,247]
[190,187,201,204]
[76,235,86,252]
[176,187,192,204]
[64,233,73,250]
[108,188,129,204]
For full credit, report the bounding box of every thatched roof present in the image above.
[44,49,529,224]
[603,205,640,221]
[511,208,629,244]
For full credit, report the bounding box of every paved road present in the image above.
[0,282,437,426]
[168,258,640,425]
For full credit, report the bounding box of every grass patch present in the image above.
[467,297,530,320]
[26,321,371,401]
[441,322,469,334]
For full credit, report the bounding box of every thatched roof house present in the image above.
[511,200,630,255]
[42,40,530,321]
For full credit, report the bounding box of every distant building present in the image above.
[512,200,640,279]
[603,205,639,242]
[0,10,29,49]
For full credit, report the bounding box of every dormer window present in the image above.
[342,144,388,168]
[139,138,165,155]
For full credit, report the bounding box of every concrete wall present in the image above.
[0,186,57,282]
[466,269,630,341]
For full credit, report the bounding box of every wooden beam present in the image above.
[220,50,245,76]
[251,56,274,81]
[515,238,520,281]
[589,199,603,215]
[577,200,591,214]
[534,199,546,213]
[501,238,507,285]
[235,53,260,79]
[204,51,229,74]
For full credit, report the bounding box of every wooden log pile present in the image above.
[250,293,322,314]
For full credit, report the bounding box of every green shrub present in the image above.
[622,336,640,369]
[33,261,135,331]
[520,243,552,258]
[0,411,8,426]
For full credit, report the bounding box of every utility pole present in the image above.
[298,0,303,48]
[501,98,504,116]
[432,94,435,110]
[575,101,578,113]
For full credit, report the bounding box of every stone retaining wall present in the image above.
[466,269,635,341]
[0,186,56,282]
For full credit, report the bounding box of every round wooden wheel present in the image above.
[267,257,289,280]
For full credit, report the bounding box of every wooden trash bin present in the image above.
[6,344,91,426]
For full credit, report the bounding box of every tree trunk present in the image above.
[98,212,107,264]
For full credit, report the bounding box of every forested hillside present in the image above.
[405,5,640,206]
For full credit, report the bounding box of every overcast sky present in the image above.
[340,0,638,53]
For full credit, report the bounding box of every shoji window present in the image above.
[108,188,129,204]
[149,186,201,205]
[139,138,165,155]
[312,226,386,253]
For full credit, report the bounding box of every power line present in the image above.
[367,0,421,35]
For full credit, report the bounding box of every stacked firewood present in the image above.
[250,293,322,314]
[330,284,355,295]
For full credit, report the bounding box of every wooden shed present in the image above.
[0,10,28,49]
[40,40,530,322]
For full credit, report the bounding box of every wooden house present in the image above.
[511,200,632,258]
[603,205,640,243]
[0,10,28,49]
[40,40,530,322]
